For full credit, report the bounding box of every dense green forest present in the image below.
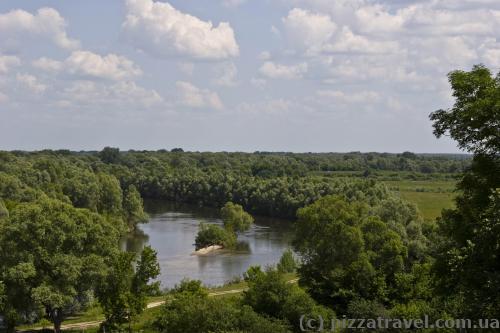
[0,65,498,332]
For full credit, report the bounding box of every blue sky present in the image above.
[0,0,499,152]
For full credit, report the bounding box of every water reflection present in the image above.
[122,200,294,288]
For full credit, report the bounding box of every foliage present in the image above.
[243,266,335,332]
[430,65,499,155]
[277,249,297,274]
[154,279,290,333]
[221,202,254,233]
[430,65,500,319]
[195,223,236,250]
[123,185,148,229]
[97,246,160,332]
[0,198,120,333]
[293,196,422,315]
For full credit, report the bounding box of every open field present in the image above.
[383,179,457,221]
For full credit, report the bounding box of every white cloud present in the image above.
[33,51,142,81]
[176,81,224,110]
[0,8,80,51]
[60,80,163,108]
[0,55,20,74]
[259,61,308,79]
[123,0,239,60]
[282,8,337,55]
[324,26,399,54]
[213,62,238,86]
[32,57,63,72]
[16,73,47,94]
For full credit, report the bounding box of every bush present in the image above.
[195,223,236,250]
[154,280,290,333]
[277,249,297,273]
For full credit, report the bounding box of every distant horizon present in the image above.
[0,147,469,156]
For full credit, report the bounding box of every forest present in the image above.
[0,65,498,332]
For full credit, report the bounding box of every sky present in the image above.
[0,0,498,153]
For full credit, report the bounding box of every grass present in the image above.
[383,179,457,221]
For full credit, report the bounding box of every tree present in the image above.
[243,266,334,332]
[123,185,147,229]
[430,65,499,155]
[221,202,253,233]
[195,223,236,250]
[277,249,297,274]
[97,173,123,216]
[430,65,500,319]
[98,147,121,164]
[293,196,408,314]
[0,199,8,220]
[0,199,120,333]
[97,246,160,332]
[154,279,290,333]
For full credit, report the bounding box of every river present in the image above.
[121,200,294,289]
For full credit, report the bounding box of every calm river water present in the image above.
[121,201,294,289]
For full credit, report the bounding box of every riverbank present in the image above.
[191,245,223,256]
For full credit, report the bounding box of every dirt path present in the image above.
[24,278,299,331]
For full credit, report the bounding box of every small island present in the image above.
[193,202,254,255]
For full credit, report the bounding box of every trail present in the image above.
[24,278,299,331]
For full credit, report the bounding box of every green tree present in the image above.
[98,147,121,164]
[123,185,147,229]
[221,202,253,233]
[97,173,123,216]
[0,199,120,333]
[277,249,297,274]
[97,246,160,332]
[430,65,500,319]
[195,223,236,250]
[0,199,8,220]
[243,267,334,332]
[154,279,290,333]
[293,196,408,314]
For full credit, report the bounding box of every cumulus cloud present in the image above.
[282,8,337,55]
[282,8,398,56]
[0,55,20,74]
[60,80,163,109]
[277,0,500,94]
[33,51,142,81]
[123,0,239,60]
[259,61,308,79]
[16,73,47,94]
[176,81,224,110]
[0,7,80,51]
[65,51,142,80]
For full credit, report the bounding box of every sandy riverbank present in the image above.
[191,245,223,256]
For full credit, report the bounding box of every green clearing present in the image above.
[383,179,457,221]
